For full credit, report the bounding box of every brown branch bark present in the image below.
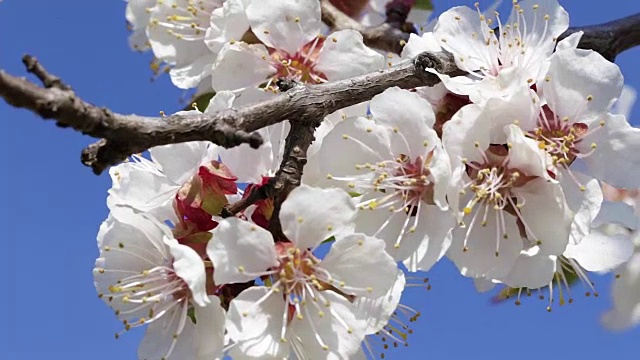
[321,0,413,54]
[562,13,640,61]
[0,13,637,196]
[0,51,457,174]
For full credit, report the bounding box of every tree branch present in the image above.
[320,0,413,54]
[1,12,639,178]
[563,13,640,61]
[1,51,456,174]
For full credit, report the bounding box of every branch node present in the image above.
[22,55,71,90]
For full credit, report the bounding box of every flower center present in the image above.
[96,247,192,359]
[459,144,536,255]
[266,37,327,90]
[528,106,604,190]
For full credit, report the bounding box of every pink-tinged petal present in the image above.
[559,172,602,245]
[246,0,321,54]
[434,6,497,72]
[369,87,438,159]
[542,48,623,121]
[150,140,213,185]
[516,178,572,256]
[354,270,405,334]
[226,287,290,359]
[401,32,441,60]
[211,42,275,91]
[315,30,385,80]
[447,208,523,279]
[500,248,557,289]
[321,234,397,298]
[289,291,367,359]
[280,185,357,249]
[564,230,634,273]
[166,238,209,307]
[207,218,278,285]
[205,0,251,54]
[580,113,640,189]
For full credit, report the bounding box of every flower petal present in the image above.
[516,178,572,256]
[321,233,397,298]
[207,218,278,285]
[447,208,523,279]
[315,30,385,80]
[211,42,275,91]
[403,205,455,272]
[542,48,623,121]
[280,185,357,249]
[289,290,367,359]
[559,172,602,245]
[434,6,497,72]
[166,238,209,307]
[150,140,213,186]
[205,0,251,54]
[401,32,441,60]
[226,287,290,359]
[500,248,557,289]
[369,87,438,159]
[564,230,634,273]
[580,113,640,189]
[353,270,406,334]
[246,0,321,54]
[107,161,178,222]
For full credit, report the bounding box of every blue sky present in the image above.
[1,1,639,359]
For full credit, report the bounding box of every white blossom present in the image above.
[317,87,454,271]
[93,205,224,360]
[207,185,398,359]
[432,0,569,102]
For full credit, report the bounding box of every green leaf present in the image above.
[414,0,433,10]
[348,191,362,198]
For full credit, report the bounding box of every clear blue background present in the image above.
[1,1,639,359]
